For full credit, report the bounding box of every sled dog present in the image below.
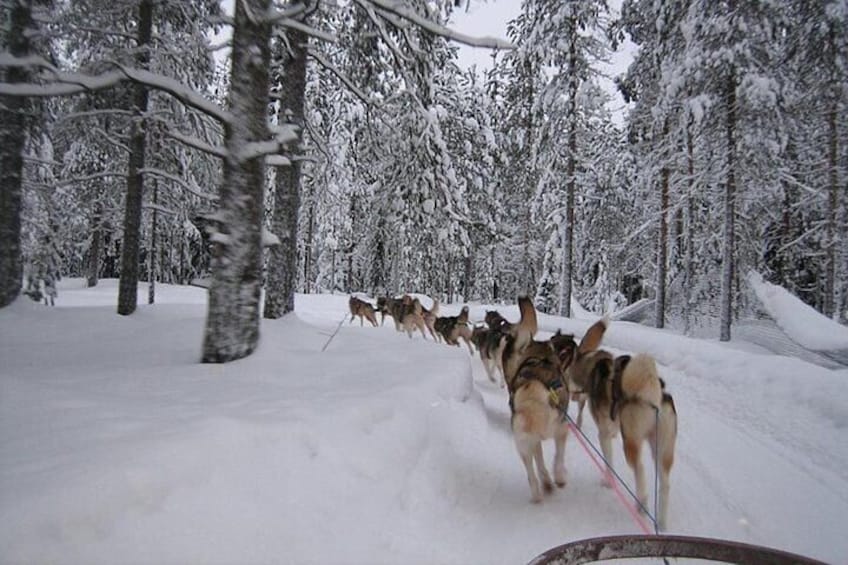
[471,325,508,386]
[421,298,440,341]
[434,306,474,354]
[348,296,378,327]
[501,297,578,503]
[566,318,678,529]
[399,295,429,339]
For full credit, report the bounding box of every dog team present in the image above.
[348,293,678,530]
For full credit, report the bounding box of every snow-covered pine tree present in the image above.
[660,0,786,340]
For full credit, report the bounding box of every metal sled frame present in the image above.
[527,534,826,565]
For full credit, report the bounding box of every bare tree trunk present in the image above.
[264,17,308,319]
[655,120,670,329]
[684,118,695,334]
[0,0,33,308]
[201,0,272,363]
[117,0,152,315]
[560,20,578,318]
[825,78,838,318]
[87,197,103,287]
[148,180,158,305]
[719,66,737,342]
[303,200,314,294]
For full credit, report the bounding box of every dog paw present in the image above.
[601,476,613,489]
[555,479,566,488]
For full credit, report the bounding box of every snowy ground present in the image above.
[1,279,847,564]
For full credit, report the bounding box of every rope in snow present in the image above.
[564,411,660,536]
[320,314,348,352]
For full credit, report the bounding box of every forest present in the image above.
[1,0,846,361]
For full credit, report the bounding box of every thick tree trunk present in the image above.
[0,1,33,308]
[719,67,737,342]
[117,0,152,315]
[201,0,272,363]
[264,19,308,319]
[655,120,670,329]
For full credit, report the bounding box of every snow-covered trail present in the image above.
[1,282,846,564]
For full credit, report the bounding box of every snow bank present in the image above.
[747,271,848,351]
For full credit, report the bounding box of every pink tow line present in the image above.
[567,420,655,535]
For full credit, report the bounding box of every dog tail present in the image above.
[458,305,469,324]
[578,316,609,356]
[429,298,439,317]
[513,296,538,350]
[618,353,662,410]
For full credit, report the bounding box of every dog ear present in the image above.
[578,316,609,355]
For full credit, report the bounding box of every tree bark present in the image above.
[655,119,670,329]
[719,66,737,342]
[201,0,272,362]
[824,59,838,318]
[684,117,695,335]
[559,18,578,318]
[117,0,153,315]
[0,0,33,308]
[264,17,308,319]
[148,179,158,305]
[86,198,104,287]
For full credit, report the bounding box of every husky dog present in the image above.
[501,297,578,503]
[421,298,440,341]
[471,325,508,386]
[485,309,514,333]
[566,319,678,529]
[434,306,474,354]
[376,296,400,329]
[398,295,429,339]
[348,296,378,327]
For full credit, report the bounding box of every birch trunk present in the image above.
[201,0,272,362]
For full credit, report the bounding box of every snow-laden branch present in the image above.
[142,202,178,216]
[165,129,227,159]
[235,123,299,162]
[58,171,127,186]
[266,155,292,167]
[274,18,337,44]
[0,53,231,124]
[367,0,514,50]
[307,47,370,105]
[140,167,218,201]
[108,63,231,124]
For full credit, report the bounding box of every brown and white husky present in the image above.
[566,318,678,529]
[502,297,578,503]
[348,296,378,327]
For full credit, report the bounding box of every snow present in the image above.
[748,270,848,351]
[2,279,847,564]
